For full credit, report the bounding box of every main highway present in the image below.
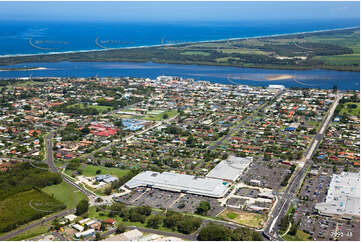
[263,93,342,240]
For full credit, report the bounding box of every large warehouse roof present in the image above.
[125,171,229,198]
[315,172,360,217]
[206,156,253,182]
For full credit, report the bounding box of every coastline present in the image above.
[0,26,358,58]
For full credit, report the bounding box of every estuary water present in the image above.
[0,61,359,90]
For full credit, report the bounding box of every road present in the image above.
[0,132,95,241]
[209,90,284,150]
[263,94,342,240]
[0,209,75,241]
[44,131,95,197]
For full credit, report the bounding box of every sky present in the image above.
[0,1,359,22]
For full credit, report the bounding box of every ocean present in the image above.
[0,19,359,56]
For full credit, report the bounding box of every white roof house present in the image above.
[206,156,253,182]
[64,214,77,222]
[71,224,84,232]
[79,218,91,224]
[75,229,95,239]
[315,172,360,218]
[268,84,285,90]
[125,171,230,198]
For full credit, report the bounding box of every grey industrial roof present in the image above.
[206,156,253,182]
[125,171,229,198]
[315,172,360,217]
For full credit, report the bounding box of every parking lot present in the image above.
[290,165,360,241]
[235,187,260,198]
[116,188,225,216]
[132,189,181,209]
[293,213,360,241]
[298,166,332,205]
[240,158,291,190]
[226,197,247,208]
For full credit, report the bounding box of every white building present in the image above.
[206,156,253,182]
[315,172,360,218]
[125,171,229,198]
[268,84,285,90]
[75,229,95,239]
[71,224,84,232]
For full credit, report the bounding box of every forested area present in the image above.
[0,162,62,200]
[197,222,263,241]
[0,163,64,233]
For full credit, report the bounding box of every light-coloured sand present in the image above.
[265,74,294,81]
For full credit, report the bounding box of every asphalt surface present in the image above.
[263,94,342,241]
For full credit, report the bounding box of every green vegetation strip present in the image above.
[0,189,64,233]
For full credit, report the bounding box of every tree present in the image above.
[197,223,231,241]
[23,105,31,111]
[75,199,89,215]
[96,169,101,174]
[164,212,180,229]
[146,215,163,229]
[116,223,126,234]
[332,85,338,93]
[136,206,152,216]
[162,113,169,119]
[95,232,101,240]
[81,126,90,134]
[52,220,61,231]
[176,216,201,234]
[196,201,211,215]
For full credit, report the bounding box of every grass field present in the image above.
[306,30,360,66]
[216,57,241,63]
[219,48,269,55]
[314,54,360,66]
[181,51,210,56]
[10,225,49,241]
[226,212,238,219]
[283,230,312,241]
[42,181,88,209]
[80,164,130,178]
[144,110,178,121]
[218,209,265,229]
[68,103,113,113]
[339,102,360,117]
[0,189,64,233]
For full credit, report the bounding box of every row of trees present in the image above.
[281,164,297,187]
[197,222,262,241]
[104,203,202,234]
